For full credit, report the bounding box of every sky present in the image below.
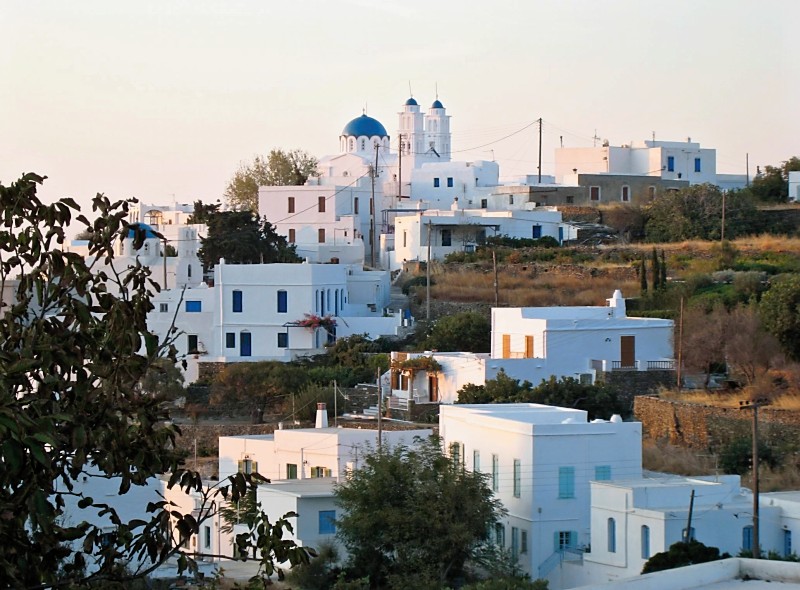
[1,0,798,217]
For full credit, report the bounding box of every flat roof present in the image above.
[575,558,800,590]
[259,478,337,498]
[443,403,592,425]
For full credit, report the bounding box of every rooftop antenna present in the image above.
[408,80,413,98]
[363,102,367,115]
[435,82,439,100]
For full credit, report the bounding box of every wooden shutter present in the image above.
[502,334,511,359]
[525,335,534,358]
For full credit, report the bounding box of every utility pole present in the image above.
[493,249,499,307]
[677,297,684,389]
[333,380,338,428]
[426,220,432,321]
[746,153,750,187]
[162,239,168,289]
[376,368,383,451]
[684,489,696,542]
[721,191,726,242]
[739,397,770,559]
[537,118,543,183]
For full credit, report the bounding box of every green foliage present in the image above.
[641,540,728,574]
[210,361,309,423]
[301,334,391,387]
[644,184,757,242]
[485,235,560,249]
[286,540,341,590]
[423,311,491,353]
[746,157,800,203]
[712,240,739,270]
[760,274,800,361]
[0,174,310,587]
[137,357,186,399]
[457,372,626,420]
[224,149,319,212]
[334,436,503,588]
[186,199,221,224]
[198,210,300,271]
[719,437,780,475]
[463,578,549,590]
[219,489,259,535]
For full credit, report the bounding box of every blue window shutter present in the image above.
[277,290,288,313]
[185,300,201,313]
[433,177,440,188]
[558,467,575,498]
[694,157,701,172]
[319,510,336,535]
[232,290,243,313]
[595,465,611,481]
[667,156,675,172]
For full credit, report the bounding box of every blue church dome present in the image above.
[432,99,444,109]
[127,222,159,239]
[341,114,388,138]
[405,97,418,106]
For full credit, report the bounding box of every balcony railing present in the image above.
[611,360,639,371]
[647,360,675,370]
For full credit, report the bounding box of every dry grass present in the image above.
[642,439,717,475]
[428,268,639,307]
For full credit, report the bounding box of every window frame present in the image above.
[433,177,440,188]
[185,300,202,313]
[277,332,288,348]
[318,196,326,213]
[288,196,295,213]
[225,332,236,349]
[232,290,243,313]
[513,459,521,498]
[318,510,336,535]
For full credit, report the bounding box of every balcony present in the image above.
[593,359,675,372]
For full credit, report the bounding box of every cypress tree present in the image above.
[660,250,668,290]
[640,257,648,294]
[651,247,660,290]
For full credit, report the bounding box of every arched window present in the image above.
[641,525,650,559]
[608,518,616,553]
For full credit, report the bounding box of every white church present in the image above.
[259,97,565,269]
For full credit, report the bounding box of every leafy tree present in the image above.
[0,174,309,587]
[334,437,503,588]
[748,156,800,203]
[760,274,800,361]
[457,372,625,420]
[137,356,186,399]
[719,436,779,476]
[423,311,491,353]
[186,199,221,225]
[224,149,319,212]
[644,184,757,242]
[642,540,728,574]
[210,361,309,423]
[198,210,300,271]
[464,578,549,590]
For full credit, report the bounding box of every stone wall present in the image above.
[601,370,675,412]
[634,396,800,451]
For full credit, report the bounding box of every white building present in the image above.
[386,204,568,269]
[147,260,403,382]
[438,404,643,585]
[387,290,674,406]
[70,222,203,293]
[789,170,800,203]
[218,422,432,483]
[555,140,718,185]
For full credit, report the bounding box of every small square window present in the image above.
[187,334,198,353]
[433,177,440,188]
[277,332,288,348]
[480,198,488,209]
[447,177,454,188]
[319,510,336,535]
[185,300,201,313]
[226,333,235,348]
[590,186,600,201]
[159,303,168,313]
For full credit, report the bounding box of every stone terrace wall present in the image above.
[634,396,800,450]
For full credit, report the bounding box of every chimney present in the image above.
[315,402,329,428]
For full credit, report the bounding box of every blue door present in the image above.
[558,226,564,244]
[240,332,251,357]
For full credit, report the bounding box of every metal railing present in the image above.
[647,360,675,370]
[611,360,639,371]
